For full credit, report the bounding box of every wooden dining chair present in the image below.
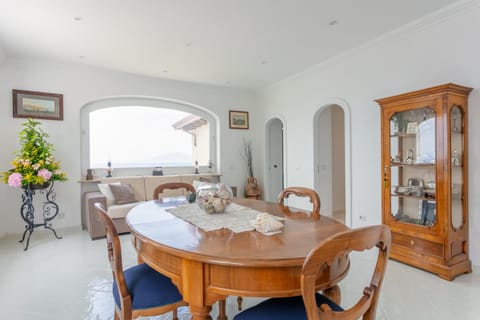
[233,187,322,312]
[94,203,187,320]
[152,182,195,200]
[278,187,321,218]
[233,225,391,320]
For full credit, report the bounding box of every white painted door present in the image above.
[267,118,284,201]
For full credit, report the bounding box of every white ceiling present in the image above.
[0,0,460,89]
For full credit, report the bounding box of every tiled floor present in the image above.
[0,228,479,320]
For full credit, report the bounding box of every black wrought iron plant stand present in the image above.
[19,182,62,250]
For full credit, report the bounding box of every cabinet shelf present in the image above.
[389,162,435,167]
[390,133,416,138]
[391,193,436,201]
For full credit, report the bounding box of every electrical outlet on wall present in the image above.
[58,212,66,219]
[359,215,366,222]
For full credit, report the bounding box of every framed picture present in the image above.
[229,110,249,129]
[406,121,417,134]
[13,89,63,121]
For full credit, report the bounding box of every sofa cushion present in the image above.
[144,176,182,200]
[109,184,136,205]
[100,177,147,202]
[98,182,121,207]
[107,201,144,219]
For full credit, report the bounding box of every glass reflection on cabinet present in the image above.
[389,107,436,227]
[450,105,464,229]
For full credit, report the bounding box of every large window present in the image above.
[89,106,210,168]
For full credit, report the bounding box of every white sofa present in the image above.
[84,174,220,239]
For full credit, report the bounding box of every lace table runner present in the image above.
[166,203,264,233]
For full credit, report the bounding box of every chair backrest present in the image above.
[301,225,391,320]
[152,182,195,200]
[278,187,321,218]
[94,203,132,313]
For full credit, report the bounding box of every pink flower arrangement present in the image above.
[8,173,23,188]
[37,168,53,181]
[2,119,67,188]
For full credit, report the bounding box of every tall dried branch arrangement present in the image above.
[243,139,254,178]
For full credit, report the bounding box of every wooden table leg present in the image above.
[190,305,213,320]
[323,285,341,304]
[183,260,216,320]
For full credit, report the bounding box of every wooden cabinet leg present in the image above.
[323,285,341,304]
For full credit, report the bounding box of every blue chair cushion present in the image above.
[113,263,183,310]
[234,293,343,320]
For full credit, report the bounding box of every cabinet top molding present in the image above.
[375,83,473,106]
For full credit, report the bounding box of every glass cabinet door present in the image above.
[388,107,436,227]
[450,105,464,229]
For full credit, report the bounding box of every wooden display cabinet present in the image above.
[376,83,472,280]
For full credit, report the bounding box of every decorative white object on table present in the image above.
[251,212,284,235]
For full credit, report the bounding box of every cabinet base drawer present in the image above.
[392,232,443,258]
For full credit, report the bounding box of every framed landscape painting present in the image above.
[229,110,249,129]
[13,89,63,120]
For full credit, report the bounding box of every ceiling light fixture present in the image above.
[329,20,338,26]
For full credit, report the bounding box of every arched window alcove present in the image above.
[80,97,219,177]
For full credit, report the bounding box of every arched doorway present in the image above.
[313,103,350,226]
[265,117,285,202]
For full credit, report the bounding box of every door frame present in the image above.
[313,99,352,228]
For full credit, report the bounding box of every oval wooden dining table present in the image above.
[126,197,350,320]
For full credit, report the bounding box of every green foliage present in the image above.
[2,118,67,187]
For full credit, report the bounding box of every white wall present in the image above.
[0,58,258,236]
[192,124,210,165]
[259,3,480,266]
[0,47,5,64]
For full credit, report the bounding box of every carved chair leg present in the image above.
[217,299,227,320]
[172,308,178,320]
[323,285,341,305]
[237,296,243,311]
